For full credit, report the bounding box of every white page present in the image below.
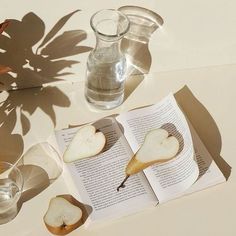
[116,94,199,203]
[55,117,157,224]
[182,124,226,195]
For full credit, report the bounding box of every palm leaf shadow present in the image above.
[36,9,80,52]
[0,10,92,91]
[0,10,92,163]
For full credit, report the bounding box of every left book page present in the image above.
[55,117,157,224]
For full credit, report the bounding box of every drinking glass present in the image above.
[0,161,23,224]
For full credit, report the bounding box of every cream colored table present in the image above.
[1,65,236,236]
[1,0,236,235]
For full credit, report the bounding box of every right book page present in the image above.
[182,122,226,196]
[116,94,224,203]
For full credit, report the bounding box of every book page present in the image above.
[116,94,199,203]
[55,117,157,224]
[182,123,226,195]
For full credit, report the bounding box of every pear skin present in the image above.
[44,196,83,235]
[117,128,179,191]
[117,155,176,191]
[126,155,175,176]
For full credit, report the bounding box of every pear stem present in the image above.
[117,175,130,191]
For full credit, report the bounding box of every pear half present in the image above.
[117,128,179,191]
[63,125,106,163]
[44,196,83,235]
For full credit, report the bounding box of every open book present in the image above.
[54,94,225,225]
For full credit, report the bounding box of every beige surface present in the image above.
[1,0,236,83]
[1,65,235,236]
[1,0,236,235]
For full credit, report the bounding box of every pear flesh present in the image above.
[63,125,106,163]
[127,129,179,175]
[44,197,83,235]
[117,128,179,191]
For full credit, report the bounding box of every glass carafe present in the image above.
[85,9,130,110]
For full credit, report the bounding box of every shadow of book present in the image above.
[175,86,231,180]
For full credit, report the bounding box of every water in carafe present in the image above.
[84,9,130,110]
[85,46,127,109]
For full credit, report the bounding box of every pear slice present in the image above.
[117,128,179,191]
[63,125,106,163]
[44,196,83,235]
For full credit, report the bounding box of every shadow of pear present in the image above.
[67,117,124,157]
[161,123,184,155]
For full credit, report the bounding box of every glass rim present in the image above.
[118,5,164,27]
[0,161,24,192]
[90,9,130,39]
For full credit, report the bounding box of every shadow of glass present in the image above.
[175,86,231,180]
[118,6,164,100]
[12,141,64,224]
[22,142,63,183]
[0,10,92,91]
[7,164,51,225]
[18,165,50,203]
[124,74,144,100]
